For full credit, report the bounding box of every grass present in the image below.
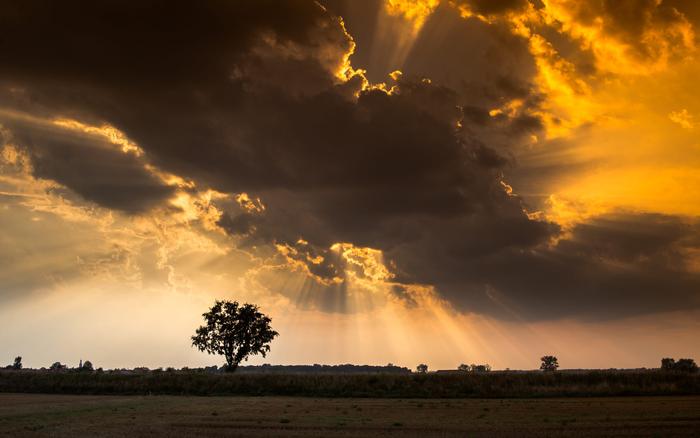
[0,393,699,437]
[1,369,698,398]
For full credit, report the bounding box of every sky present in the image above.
[1,0,699,371]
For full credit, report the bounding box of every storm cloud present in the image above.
[1,0,699,320]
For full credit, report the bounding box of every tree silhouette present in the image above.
[457,364,471,372]
[471,364,492,372]
[12,356,22,370]
[661,357,698,373]
[416,363,428,373]
[674,358,698,373]
[661,358,676,370]
[81,360,94,371]
[540,355,559,371]
[192,300,278,372]
[49,362,66,371]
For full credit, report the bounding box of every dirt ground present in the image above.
[0,393,698,437]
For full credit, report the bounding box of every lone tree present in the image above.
[192,300,278,372]
[12,356,22,370]
[416,363,428,373]
[540,355,559,371]
[81,360,94,372]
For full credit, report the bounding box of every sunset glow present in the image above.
[1,0,699,371]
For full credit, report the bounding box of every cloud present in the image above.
[0,109,174,213]
[1,0,699,321]
[454,213,700,320]
[536,0,696,75]
[454,0,531,17]
[401,2,544,152]
[669,108,696,130]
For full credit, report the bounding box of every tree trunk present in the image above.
[224,360,239,373]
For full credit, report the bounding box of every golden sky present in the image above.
[1,0,699,370]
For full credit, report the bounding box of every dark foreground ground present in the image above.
[1,394,699,437]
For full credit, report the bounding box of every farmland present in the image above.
[2,369,699,398]
[1,393,699,437]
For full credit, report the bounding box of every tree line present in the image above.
[5,300,698,374]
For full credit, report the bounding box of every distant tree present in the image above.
[49,362,66,371]
[12,356,22,370]
[661,358,676,370]
[192,300,279,372]
[662,357,698,373]
[416,364,428,374]
[675,358,698,373]
[457,364,471,372]
[81,361,94,371]
[471,364,491,373]
[540,355,559,372]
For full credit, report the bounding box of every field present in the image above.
[1,393,699,437]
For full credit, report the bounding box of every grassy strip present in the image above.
[1,370,698,398]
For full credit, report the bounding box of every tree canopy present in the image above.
[661,357,698,373]
[540,355,559,372]
[191,300,278,372]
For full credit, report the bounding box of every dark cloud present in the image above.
[1,113,174,213]
[0,0,345,212]
[557,0,695,60]
[528,23,598,78]
[467,213,700,320]
[0,1,332,88]
[664,0,700,26]
[405,3,537,106]
[399,2,545,159]
[454,0,531,16]
[1,0,699,320]
[319,0,384,76]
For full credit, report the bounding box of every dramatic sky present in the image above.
[1,0,699,370]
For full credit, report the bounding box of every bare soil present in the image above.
[0,393,698,437]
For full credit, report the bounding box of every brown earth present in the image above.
[0,393,699,437]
